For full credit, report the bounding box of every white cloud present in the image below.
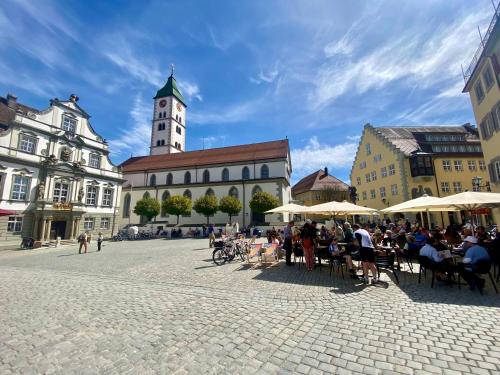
[250,62,280,85]
[189,100,257,124]
[178,80,203,102]
[309,8,490,109]
[291,136,358,176]
[108,95,151,159]
[200,135,226,149]
[346,135,360,141]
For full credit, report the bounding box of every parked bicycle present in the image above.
[212,237,248,265]
[20,237,35,249]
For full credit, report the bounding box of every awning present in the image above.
[0,209,16,216]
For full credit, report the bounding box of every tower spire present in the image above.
[170,63,174,77]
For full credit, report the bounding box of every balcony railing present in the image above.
[463,1,500,83]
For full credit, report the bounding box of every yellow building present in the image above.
[350,124,490,227]
[292,168,349,206]
[462,6,500,222]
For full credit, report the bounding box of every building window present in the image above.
[158,123,165,131]
[252,185,262,196]
[356,177,361,185]
[370,171,377,181]
[7,216,23,232]
[410,155,434,177]
[184,172,191,184]
[373,154,382,162]
[453,181,462,193]
[229,186,238,199]
[474,81,485,103]
[441,182,450,193]
[365,173,371,183]
[362,191,367,200]
[381,167,387,178]
[62,115,76,133]
[11,175,30,201]
[102,188,113,207]
[86,186,98,205]
[206,188,215,196]
[160,191,170,217]
[100,218,110,230]
[380,186,386,198]
[53,182,69,203]
[203,170,210,183]
[19,134,37,154]
[157,140,161,146]
[370,189,376,199]
[176,126,182,135]
[479,160,486,171]
[166,173,173,185]
[183,189,192,199]
[123,193,131,218]
[161,139,166,146]
[89,154,101,169]
[388,164,395,175]
[494,161,500,180]
[359,161,367,169]
[442,160,451,171]
[467,160,477,171]
[391,184,398,196]
[261,165,269,179]
[483,65,495,90]
[83,217,94,230]
[454,160,463,171]
[365,143,371,156]
[222,168,229,181]
[150,174,156,187]
[242,167,250,180]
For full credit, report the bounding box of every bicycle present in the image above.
[212,238,246,265]
[20,237,34,249]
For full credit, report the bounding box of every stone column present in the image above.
[32,216,39,240]
[74,218,80,237]
[69,218,75,240]
[39,218,46,241]
[45,217,52,241]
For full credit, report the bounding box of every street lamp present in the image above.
[472,176,491,192]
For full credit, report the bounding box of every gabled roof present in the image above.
[0,95,39,128]
[371,124,480,156]
[120,139,289,172]
[50,98,90,118]
[292,169,349,196]
[154,74,186,105]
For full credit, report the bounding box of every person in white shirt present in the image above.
[353,224,377,284]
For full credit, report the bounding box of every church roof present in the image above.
[121,139,290,172]
[292,169,349,196]
[154,74,186,105]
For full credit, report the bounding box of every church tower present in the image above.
[150,68,186,155]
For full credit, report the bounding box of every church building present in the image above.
[119,71,292,228]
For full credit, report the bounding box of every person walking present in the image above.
[97,232,103,252]
[353,224,377,284]
[78,231,88,254]
[283,221,294,266]
[208,223,216,248]
[301,221,317,271]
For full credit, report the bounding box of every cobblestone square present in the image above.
[0,238,499,374]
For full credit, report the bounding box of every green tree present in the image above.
[249,191,279,214]
[133,197,160,222]
[162,195,192,224]
[219,195,242,223]
[193,195,219,225]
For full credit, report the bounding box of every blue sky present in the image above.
[0,0,495,184]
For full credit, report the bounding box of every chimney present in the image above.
[324,167,328,176]
[6,93,17,109]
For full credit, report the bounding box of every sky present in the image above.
[0,0,496,184]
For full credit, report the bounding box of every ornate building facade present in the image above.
[119,73,292,228]
[0,93,123,245]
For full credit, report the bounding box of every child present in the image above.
[97,232,103,252]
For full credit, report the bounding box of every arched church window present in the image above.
[252,185,262,196]
[161,139,165,146]
[206,188,215,196]
[203,170,210,183]
[176,115,178,121]
[123,193,131,218]
[179,117,182,123]
[166,173,173,185]
[143,191,150,199]
[222,168,229,181]
[161,191,170,217]
[184,171,191,184]
[229,186,238,199]
[183,189,192,199]
[149,174,156,187]
[242,166,250,180]
[261,164,269,179]
[158,112,162,119]
[163,111,166,118]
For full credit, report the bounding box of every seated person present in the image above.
[419,237,453,281]
[476,226,489,245]
[457,236,491,291]
[329,237,358,279]
[381,230,394,247]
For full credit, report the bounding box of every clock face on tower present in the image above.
[159,100,167,108]
[176,102,182,111]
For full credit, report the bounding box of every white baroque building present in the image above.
[0,93,123,245]
[119,72,292,228]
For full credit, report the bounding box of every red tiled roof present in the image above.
[292,169,349,196]
[121,139,290,172]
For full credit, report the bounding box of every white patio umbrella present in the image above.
[424,191,500,210]
[305,200,378,215]
[264,203,307,214]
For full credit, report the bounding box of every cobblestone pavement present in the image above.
[0,238,499,374]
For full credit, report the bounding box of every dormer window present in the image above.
[62,115,76,133]
[89,153,101,169]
